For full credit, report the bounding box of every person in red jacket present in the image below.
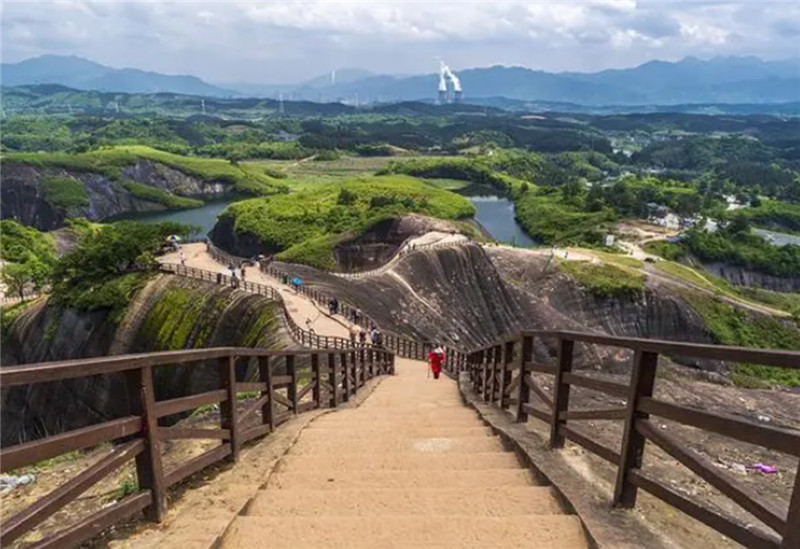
[428,346,445,380]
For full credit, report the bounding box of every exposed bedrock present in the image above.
[699,261,800,292]
[1,160,232,230]
[283,244,734,372]
[1,275,287,447]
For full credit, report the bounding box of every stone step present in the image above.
[319,409,479,420]
[300,426,493,439]
[246,487,563,516]
[267,469,533,490]
[289,435,503,455]
[312,418,483,429]
[278,452,523,472]
[220,515,587,549]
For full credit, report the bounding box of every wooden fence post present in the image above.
[219,355,241,462]
[369,348,375,378]
[258,356,274,431]
[329,354,339,408]
[312,354,322,408]
[482,348,493,401]
[126,366,167,522]
[341,352,350,401]
[550,338,575,449]
[287,355,299,414]
[516,336,533,423]
[500,340,514,409]
[613,350,659,508]
[784,462,800,548]
[491,345,502,403]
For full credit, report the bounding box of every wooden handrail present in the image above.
[0,345,397,546]
[461,330,800,548]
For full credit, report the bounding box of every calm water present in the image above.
[753,228,800,248]
[469,195,537,247]
[119,198,238,237]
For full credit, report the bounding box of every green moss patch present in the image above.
[40,176,89,209]
[559,261,645,298]
[121,180,203,209]
[682,292,800,387]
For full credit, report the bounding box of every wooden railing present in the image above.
[0,345,395,547]
[457,330,800,549]
[161,263,357,351]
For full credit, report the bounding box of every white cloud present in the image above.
[1,1,797,82]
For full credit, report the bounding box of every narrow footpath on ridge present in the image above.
[160,243,352,339]
[159,242,587,548]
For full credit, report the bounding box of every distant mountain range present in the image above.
[1,55,234,97]
[2,54,799,106]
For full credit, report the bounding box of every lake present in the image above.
[468,195,537,247]
[118,197,238,238]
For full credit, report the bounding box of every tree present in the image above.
[2,263,33,300]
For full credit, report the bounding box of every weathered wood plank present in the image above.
[0,440,144,546]
[630,470,781,549]
[0,416,141,473]
[154,390,227,418]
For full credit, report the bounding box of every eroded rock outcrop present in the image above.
[1,275,287,446]
[1,160,233,230]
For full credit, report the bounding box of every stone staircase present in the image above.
[220,357,587,548]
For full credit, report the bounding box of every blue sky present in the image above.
[2,1,799,84]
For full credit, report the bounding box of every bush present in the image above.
[559,261,645,298]
[220,175,474,260]
[121,180,204,209]
[40,176,89,209]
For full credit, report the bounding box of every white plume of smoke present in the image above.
[441,61,461,93]
[438,61,447,92]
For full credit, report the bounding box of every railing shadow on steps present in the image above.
[0,345,396,548]
[442,330,800,549]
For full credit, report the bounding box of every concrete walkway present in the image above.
[220,358,587,549]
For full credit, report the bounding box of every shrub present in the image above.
[40,176,89,209]
[559,261,645,298]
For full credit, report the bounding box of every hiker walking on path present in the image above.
[240,263,246,281]
[427,346,445,380]
[370,328,383,348]
[358,329,367,347]
[350,307,361,324]
[349,324,359,346]
[329,297,339,316]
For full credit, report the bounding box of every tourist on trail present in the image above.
[350,308,361,324]
[349,324,359,346]
[428,346,445,380]
[292,277,302,293]
[230,270,238,288]
[358,329,367,347]
[179,248,186,266]
[371,328,383,348]
[240,263,246,280]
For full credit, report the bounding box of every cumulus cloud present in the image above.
[1,1,797,83]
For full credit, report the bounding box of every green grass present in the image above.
[643,240,685,261]
[121,180,204,209]
[738,288,800,318]
[681,292,800,387]
[654,260,718,292]
[559,260,645,298]
[221,175,475,265]
[591,250,644,269]
[423,178,470,190]
[40,175,89,209]
[6,146,288,197]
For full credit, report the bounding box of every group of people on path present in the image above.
[348,323,382,348]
